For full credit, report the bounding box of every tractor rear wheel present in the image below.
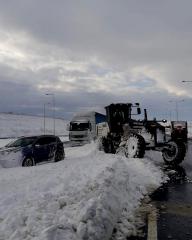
[124,133,145,158]
[102,137,115,154]
[162,140,186,165]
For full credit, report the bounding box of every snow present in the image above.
[0,147,23,168]
[188,122,192,138]
[0,139,15,148]
[0,113,68,138]
[0,141,166,240]
[0,113,173,239]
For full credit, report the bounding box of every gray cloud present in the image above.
[0,0,192,120]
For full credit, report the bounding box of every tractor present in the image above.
[100,103,187,165]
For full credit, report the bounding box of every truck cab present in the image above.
[68,111,106,143]
[69,119,92,142]
[171,121,188,142]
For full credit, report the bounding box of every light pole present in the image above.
[45,93,55,135]
[169,100,184,121]
[169,110,172,121]
[43,102,50,134]
[181,81,191,120]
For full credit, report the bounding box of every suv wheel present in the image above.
[55,147,65,162]
[22,157,34,167]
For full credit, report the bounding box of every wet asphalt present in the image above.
[150,140,192,240]
[151,167,192,240]
[126,140,192,240]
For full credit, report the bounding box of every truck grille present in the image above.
[74,135,85,138]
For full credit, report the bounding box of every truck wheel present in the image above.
[162,141,186,165]
[125,133,145,158]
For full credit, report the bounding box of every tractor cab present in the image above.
[105,103,141,134]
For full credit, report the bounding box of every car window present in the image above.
[36,137,56,145]
[6,137,37,148]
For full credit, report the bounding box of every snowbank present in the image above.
[0,142,165,240]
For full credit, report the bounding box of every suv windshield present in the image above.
[6,137,38,148]
[70,122,90,131]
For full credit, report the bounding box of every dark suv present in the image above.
[0,135,65,167]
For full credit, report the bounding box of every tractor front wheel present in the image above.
[124,133,145,158]
[162,140,186,165]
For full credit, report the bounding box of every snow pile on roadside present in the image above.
[0,143,165,240]
[75,157,165,240]
[0,113,68,138]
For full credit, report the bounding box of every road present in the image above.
[126,140,192,240]
[153,140,192,240]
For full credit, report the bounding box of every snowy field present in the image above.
[0,113,68,138]
[0,140,166,240]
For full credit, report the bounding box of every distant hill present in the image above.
[0,113,68,138]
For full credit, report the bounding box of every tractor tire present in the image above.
[162,140,186,165]
[116,146,126,156]
[102,137,115,154]
[124,133,145,158]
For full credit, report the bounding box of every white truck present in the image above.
[69,111,107,142]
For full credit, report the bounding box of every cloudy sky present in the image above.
[0,0,192,120]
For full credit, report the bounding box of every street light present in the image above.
[43,102,50,134]
[45,93,55,135]
[169,100,184,121]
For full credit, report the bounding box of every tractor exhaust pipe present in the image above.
[144,109,148,121]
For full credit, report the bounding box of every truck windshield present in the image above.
[70,122,90,131]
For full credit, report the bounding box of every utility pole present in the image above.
[43,102,50,134]
[169,100,184,121]
[45,93,55,135]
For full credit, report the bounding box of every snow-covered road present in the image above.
[0,141,166,240]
